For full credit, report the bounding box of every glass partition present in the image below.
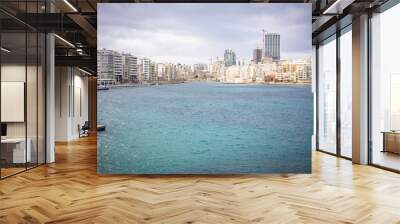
[339,27,352,158]
[38,32,45,165]
[317,35,337,154]
[27,30,39,169]
[371,3,400,171]
[0,1,46,179]
[1,31,28,177]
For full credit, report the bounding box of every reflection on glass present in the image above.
[1,32,27,177]
[27,31,38,169]
[340,29,352,158]
[390,75,400,130]
[371,3,400,171]
[38,33,46,165]
[0,1,47,179]
[318,37,337,154]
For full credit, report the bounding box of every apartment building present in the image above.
[122,53,139,82]
[97,49,123,82]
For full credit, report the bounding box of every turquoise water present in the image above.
[98,82,313,174]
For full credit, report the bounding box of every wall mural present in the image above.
[97,3,313,174]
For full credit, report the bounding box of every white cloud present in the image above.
[98,3,311,64]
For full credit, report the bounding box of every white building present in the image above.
[122,53,138,82]
[141,58,151,82]
[97,48,123,82]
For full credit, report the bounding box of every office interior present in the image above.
[313,0,400,172]
[0,0,97,179]
[0,0,398,181]
[0,0,400,184]
[0,1,399,223]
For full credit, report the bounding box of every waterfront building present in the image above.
[224,49,236,67]
[192,63,208,80]
[252,47,263,64]
[264,33,280,61]
[176,64,191,80]
[170,64,178,80]
[294,59,312,82]
[157,63,166,80]
[141,58,151,82]
[208,58,225,81]
[149,62,157,82]
[156,63,179,81]
[225,65,256,84]
[192,64,208,73]
[122,53,138,82]
[97,48,123,82]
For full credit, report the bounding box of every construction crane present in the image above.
[262,29,267,56]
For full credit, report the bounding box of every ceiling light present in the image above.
[323,0,341,14]
[54,34,75,48]
[323,0,355,15]
[1,47,11,53]
[78,68,92,76]
[63,0,78,12]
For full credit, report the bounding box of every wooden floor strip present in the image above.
[0,135,400,223]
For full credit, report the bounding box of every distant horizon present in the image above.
[98,3,312,65]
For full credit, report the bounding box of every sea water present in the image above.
[98,82,313,174]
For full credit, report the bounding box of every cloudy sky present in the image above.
[98,3,311,65]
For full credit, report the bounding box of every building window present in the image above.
[339,27,352,158]
[370,3,400,171]
[317,36,337,154]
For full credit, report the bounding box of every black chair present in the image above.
[79,121,90,138]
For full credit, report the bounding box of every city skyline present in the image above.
[97,47,311,85]
[98,3,311,65]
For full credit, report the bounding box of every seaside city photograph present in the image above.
[97,3,313,174]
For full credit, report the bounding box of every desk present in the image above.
[382,131,400,154]
[1,138,31,163]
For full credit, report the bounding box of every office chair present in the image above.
[79,121,90,138]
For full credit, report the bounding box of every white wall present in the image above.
[55,67,89,141]
[1,65,41,138]
[1,63,46,164]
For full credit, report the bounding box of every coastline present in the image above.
[100,80,311,90]
[223,82,311,86]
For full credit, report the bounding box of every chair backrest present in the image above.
[82,121,90,129]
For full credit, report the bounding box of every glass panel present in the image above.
[371,4,400,171]
[340,29,352,158]
[318,36,337,154]
[26,0,39,169]
[38,33,45,165]
[1,31,27,177]
[27,31,38,169]
[0,1,46,178]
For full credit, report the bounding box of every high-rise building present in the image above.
[166,63,177,81]
[140,58,151,82]
[149,62,157,82]
[157,63,166,80]
[122,53,138,82]
[264,33,280,61]
[97,49,123,81]
[252,47,263,64]
[224,49,236,67]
